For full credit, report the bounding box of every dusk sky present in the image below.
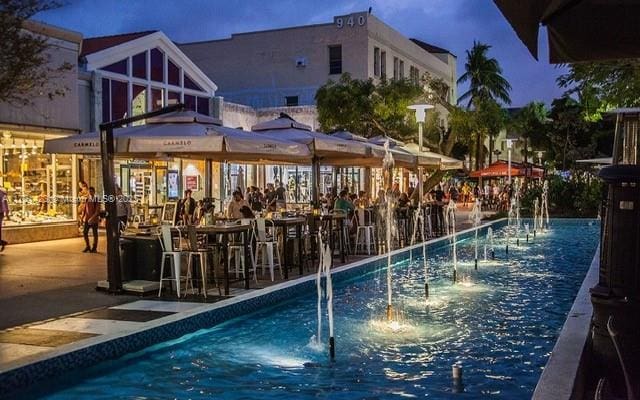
[36,0,568,107]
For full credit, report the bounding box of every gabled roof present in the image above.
[82,31,217,94]
[81,31,157,57]
[410,38,453,56]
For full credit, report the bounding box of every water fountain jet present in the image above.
[469,199,482,270]
[445,200,458,282]
[383,140,396,321]
[315,219,335,361]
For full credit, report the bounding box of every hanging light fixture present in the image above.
[31,140,37,155]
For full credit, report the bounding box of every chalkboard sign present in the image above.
[161,202,177,226]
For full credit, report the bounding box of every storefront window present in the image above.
[1,138,74,226]
[183,160,205,200]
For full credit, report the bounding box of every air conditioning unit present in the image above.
[295,57,307,68]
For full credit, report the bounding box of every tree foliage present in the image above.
[511,101,548,163]
[0,0,72,106]
[316,73,439,143]
[557,60,640,121]
[547,97,602,170]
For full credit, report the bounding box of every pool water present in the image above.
[21,219,599,399]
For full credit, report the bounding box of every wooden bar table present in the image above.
[173,222,252,296]
[270,216,306,279]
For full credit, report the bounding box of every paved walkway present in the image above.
[0,206,492,367]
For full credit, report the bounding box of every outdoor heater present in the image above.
[591,108,640,398]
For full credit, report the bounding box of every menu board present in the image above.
[161,202,177,225]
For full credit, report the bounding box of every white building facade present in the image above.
[179,11,457,125]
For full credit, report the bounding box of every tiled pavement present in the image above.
[0,300,206,365]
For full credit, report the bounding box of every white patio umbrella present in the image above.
[44,110,311,164]
[252,114,371,204]
[402,143,463,170]
[330,130,416,168]
[251,114,370,162]
[368,135,442,169]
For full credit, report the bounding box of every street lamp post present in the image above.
[408,103,434,298]
[407,104,435,200]
[505,138,515,185]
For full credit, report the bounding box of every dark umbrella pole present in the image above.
[311,156,320,208]
[100,104,184,293]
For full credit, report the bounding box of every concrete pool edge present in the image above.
[0,219,506,396]
[532,246,600,400]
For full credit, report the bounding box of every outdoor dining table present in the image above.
[270,216,306,279]
[172,223,252,296]
[307,212,348,264]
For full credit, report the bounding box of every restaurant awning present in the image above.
[469,160,543,178]
[493,0,640,63]
[251,114,370,162]
[43,110,311,164]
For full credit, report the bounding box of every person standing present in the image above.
[0,187,9,252]
[178,189,196,225]
[82,187,100,253]
[77,180,89,228]
[116,188,131,232]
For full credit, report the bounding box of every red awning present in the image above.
[469,161,543,178]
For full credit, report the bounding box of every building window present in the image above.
[196,97,210,115]
[380,51,386,79]
[393,57,399,80]
[101,59,128,76]
[409,66,419,84]
[399,60,404,79]
[168,59,180,86]
[132,52,146,79]
[168,91,180,105]
[184,74,203,91]
[132,84,147,118]
[110,80,128,121]
[150,48,164,82]
[328,45,342,75]
[373,47,380,76]
[151,87,164,111]
[184,94,196,111]
[285,96,299,107]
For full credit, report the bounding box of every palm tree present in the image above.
[458,41,512,108]
[458,41,512,171]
